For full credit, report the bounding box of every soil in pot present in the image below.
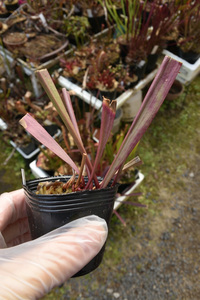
[3,32,27,51]
[6,34,68,64]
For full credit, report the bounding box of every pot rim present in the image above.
[26,197,115,209]
[26,198,115,213]
[23,175,117,198]
[3,32,27,46]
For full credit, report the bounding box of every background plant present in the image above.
[20,57,182,191]
[177,0,200,53]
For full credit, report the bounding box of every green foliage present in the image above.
[0,132,34,192]
[103,126,138,165]
[63,16,90,47]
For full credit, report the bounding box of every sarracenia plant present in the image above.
[19,56,181,192]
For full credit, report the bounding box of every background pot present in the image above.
[24,176,118,277]
[3,32,27,51]
[5,0,19,12]
[166,79,184,101]
[88,15,107,33]
[145,54,159,74]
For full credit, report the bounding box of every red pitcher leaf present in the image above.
[36,69,99,187]
[19,113,80,174]
[36,69,84,151]
[101,56,182,188]
[86,98,116,188]
[62,88,82,141]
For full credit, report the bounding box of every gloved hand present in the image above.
[0,189,108,299]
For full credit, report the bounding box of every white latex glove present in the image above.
[0,189,108,300]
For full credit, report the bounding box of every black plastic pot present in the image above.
[130,61,146,82]
[0,11,10,18]
[118,39,129,64]
[145,54,159,74]
[88,15,107,34]
[179,49,200,65]
[20,141,37,156]
[24,176,118,277]
[5,0,19,12]
[167,40,181,57]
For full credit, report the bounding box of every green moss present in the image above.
[0,133,34,193]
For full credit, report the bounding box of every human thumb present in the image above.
[0,215,108,300]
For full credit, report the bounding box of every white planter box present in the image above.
[29,160,49,178]
[0,45,73,97]
[10,128,61,160]
[0,26,110,97]
[163,50,200,85]
[58,67,159,110]
[0,118,8,130]
[114,171,145,210]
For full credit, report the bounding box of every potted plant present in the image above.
[0,83,61,160]
[60,36,138,96]
[166,79,184,101]
[73,0,108,33]
[20,56,181,276]
[176,0,200,64]
[0,2,10,18]
[3,32,28,51]
[165,0,200,64]
[101,0,182,79]
[62,15,90,47]
[1,4,70,64]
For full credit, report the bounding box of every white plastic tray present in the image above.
[114,171,145,210]
[0,118,8,130]
[10,129,61,160]
[29,160,49,178]
[58,67,159,110]
[0,45,73,97]
[163,50,200,84]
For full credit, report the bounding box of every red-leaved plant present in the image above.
[19,56,181,192]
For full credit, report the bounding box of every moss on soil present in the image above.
[0,136,34,193]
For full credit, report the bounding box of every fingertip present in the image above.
[72,216,108,254]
